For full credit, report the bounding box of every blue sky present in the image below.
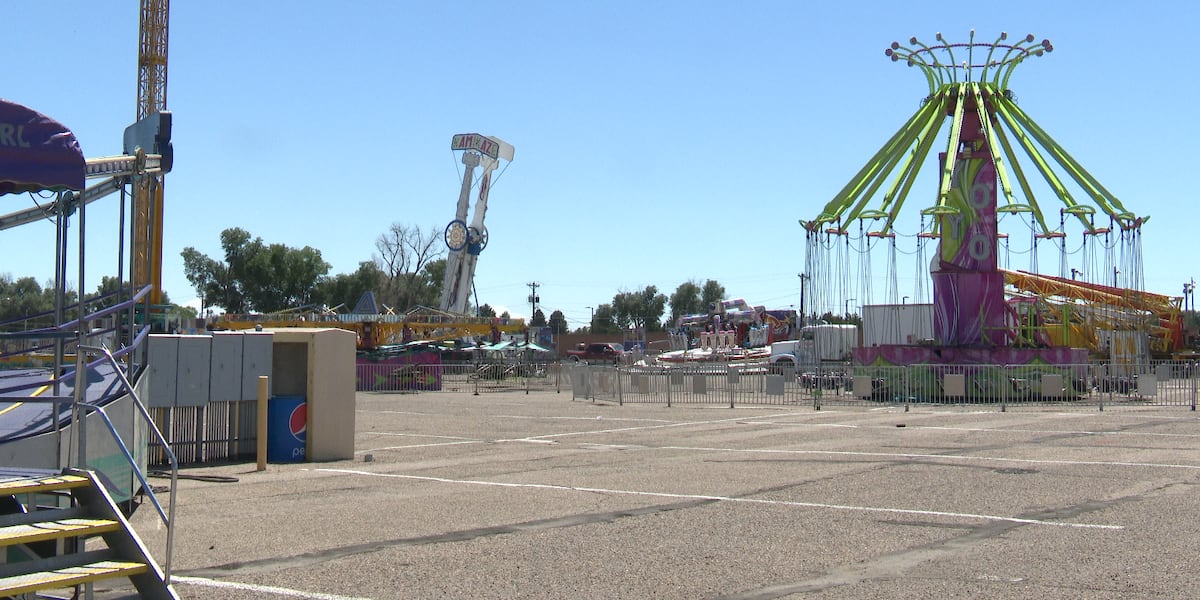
[4,1,1197,329]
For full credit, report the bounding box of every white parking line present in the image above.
[732,420,1200,438]
[356,440,481,453]
[317,468,1122,530]
[173,575,374,599]
[505,411,808,442]
[364,432,479,440]
[660,445,1200,471]
[496,414,676,424]
[914,425,1200,438]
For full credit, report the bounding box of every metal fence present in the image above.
[355,360,567,395]
[566,360,1200,411]
[144,358,1198,466]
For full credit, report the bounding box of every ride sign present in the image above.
[451,133,500,159]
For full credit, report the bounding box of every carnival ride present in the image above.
[659,298,795,364]
[216,133,521,350]
[800,31,1180,382]
[218,303,528,350]
[441,133,514,314]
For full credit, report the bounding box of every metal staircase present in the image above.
[0,468,178,599]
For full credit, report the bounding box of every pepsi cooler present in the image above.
[267,395,307,462]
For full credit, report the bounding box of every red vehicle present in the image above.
[566,342,625,363]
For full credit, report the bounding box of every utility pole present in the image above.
[527,282,540,321]
[586,306,594,331]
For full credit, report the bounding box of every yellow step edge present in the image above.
[0,475,90,494]
[0,560,148,596]
[0,518,121,546]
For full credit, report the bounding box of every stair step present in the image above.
[0,559,148,596]
[0,518,121,546]
[0,474,90,495]
[0,505,88,529]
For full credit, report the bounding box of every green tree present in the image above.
[668,280,704,325]
[612,286,667,332]
[548,309,568,334]
[530,308,547,327]
[409,258,445,309]
[315,262,385,312]
[182,229,245,314]
[477,303,497,318]
[701,279,726,311]
[0,276,51,328]
[374,223,445,312]
[181,227,330,314]
[591,303,618,334]
[88,276,172,309]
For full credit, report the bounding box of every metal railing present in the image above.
[355,360,565,395]
[564,360,1200,411]
[73,344,178,584]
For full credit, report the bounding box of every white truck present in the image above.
[769,324,858,372]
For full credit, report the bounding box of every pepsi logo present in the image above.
[288,402,307,442]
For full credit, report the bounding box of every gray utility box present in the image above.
[210,331,274,402]
[148,334,212,408]
[147,331,274,408]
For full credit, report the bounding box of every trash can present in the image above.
[267,395,306,462]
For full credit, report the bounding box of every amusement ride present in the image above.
[217,132,524,350]
[797,31,1191,398]
[801,32,1183,373]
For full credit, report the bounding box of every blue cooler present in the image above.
[267,395,307,462]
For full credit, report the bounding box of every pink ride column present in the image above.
[931,108,1007,347]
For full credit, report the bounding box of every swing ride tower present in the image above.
[801,32,1160,372]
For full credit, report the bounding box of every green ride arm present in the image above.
[880,99,946,233]
[936,83,968,205]
[990,114,1054,232]
[1002,100,1134,223]
[841,96,946,225]
[972,83,1018,207]
[978,32,1008,84]
[808,90,945,228]
[992,96,1079,231]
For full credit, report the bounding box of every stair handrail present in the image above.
[74,343,177,585]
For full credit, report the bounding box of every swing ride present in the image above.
[800,32,1183,388]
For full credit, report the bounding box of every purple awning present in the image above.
[0,98,85,195]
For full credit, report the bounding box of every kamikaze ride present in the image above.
[440,133,514,315]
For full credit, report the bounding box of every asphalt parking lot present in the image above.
[104,390,1200,599]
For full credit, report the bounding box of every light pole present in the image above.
[902,295,909,305]
[845,298,856,318]
[586,306,594,330]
